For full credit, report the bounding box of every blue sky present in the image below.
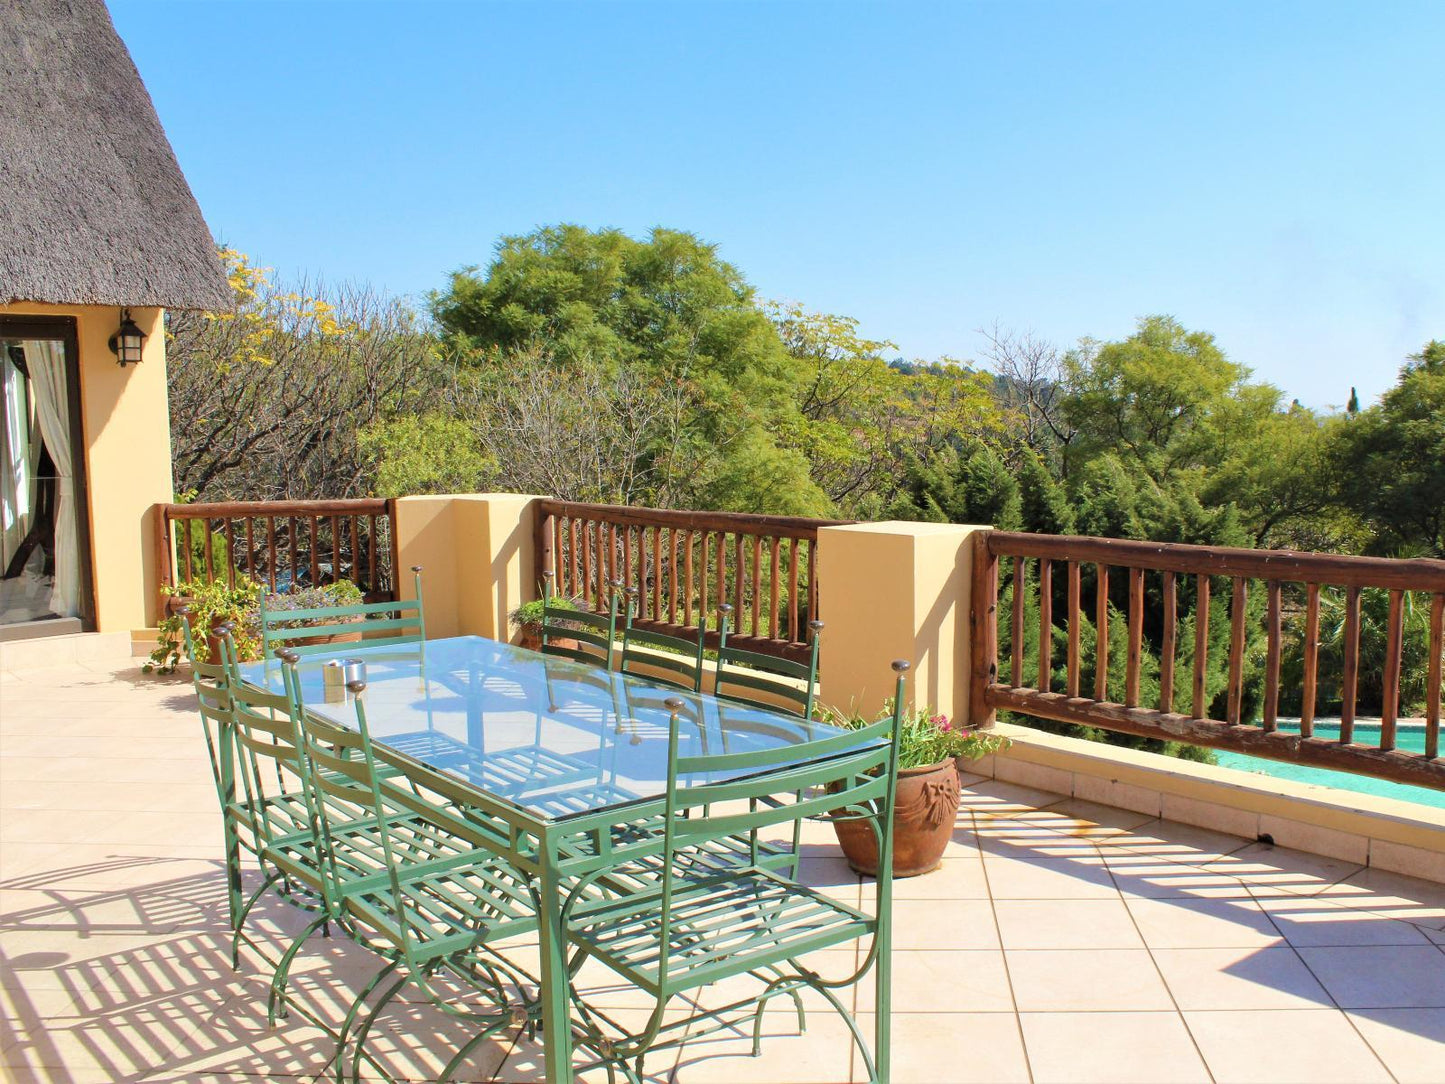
[111,0,1443,408]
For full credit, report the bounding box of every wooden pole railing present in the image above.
[534,499,849,664]
[155,498,397,611]
[970,531,1445,791]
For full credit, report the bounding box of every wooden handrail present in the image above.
[973,530,1445,792]
[986,530,1445,592]
[534,499,850,664]
[155,498,397,605]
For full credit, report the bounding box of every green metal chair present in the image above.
[539,572,621,668]
[181,614,250,949]
[715,603,823,719]
[558,661,909,1084]
[618,585,705,692]
[257,566,426,661]
[282,662,542,1083]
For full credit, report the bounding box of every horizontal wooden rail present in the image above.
[155,498,397,610]
[971,531,1445,792]
[534,499,850,664]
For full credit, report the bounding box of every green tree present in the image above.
[1331,341,1445,556]
[431,225,827,514]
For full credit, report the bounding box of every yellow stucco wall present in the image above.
[815,520,988,723]
[391,494,542,640]
[0,302,172,632]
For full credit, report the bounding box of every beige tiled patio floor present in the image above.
[3,658,1445,1083]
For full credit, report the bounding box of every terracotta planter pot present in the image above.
[517,626,577,653]
[286,626,364,650]
[833,759,962,878]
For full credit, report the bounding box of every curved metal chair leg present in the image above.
[232,867,284,969]
[330,958,400,1084]
[266,912,330,1025]
[349,972,411,1084]
[437,1014,517,1082]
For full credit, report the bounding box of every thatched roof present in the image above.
[0,0,230,310]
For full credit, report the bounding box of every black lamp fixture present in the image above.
[108,308,146,367]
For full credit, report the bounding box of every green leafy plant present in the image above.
[826,702,1011,771]
[242,581,364,640]
[509,593,578,633]
[144,576,261,675]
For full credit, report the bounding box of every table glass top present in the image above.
[239,635,842,822]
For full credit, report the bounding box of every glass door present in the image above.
[0,316,93,636]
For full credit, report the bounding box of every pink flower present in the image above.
[932,713,951,732]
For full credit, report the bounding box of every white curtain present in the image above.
[1,352,32,562]
[24,340,80,618]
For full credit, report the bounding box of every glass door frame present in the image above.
[0,314,96,634]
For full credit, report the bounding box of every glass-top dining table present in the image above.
[239,634,842,1081]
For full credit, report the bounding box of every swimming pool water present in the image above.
[1212,721,1445,810]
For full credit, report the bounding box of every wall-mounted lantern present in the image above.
[108,308,146,367]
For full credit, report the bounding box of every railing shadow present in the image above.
[0,856,512,1083]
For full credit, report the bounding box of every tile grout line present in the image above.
[1248,883,1402,1084]
[970,807,1036,1084]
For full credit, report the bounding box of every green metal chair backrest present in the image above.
[257,566,427,661]
[211,631,315,858]
[619,586,705,693]
[181,613,235,817]
[714,604,822,719]
[649,661,909,982]
[284,662,522,976]
[540,572,620,669]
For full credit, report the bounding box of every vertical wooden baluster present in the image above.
[1341,585,1361,745]
[750,536,762,636]
[1192,575,1210,718]
[1160,571,1176,713]
[349,517,359,586]
[1381,588,1404,751]
[224,519,236,588]
[181,518,194,582]
[622,524,633,609]
[807,539,819,632]
[289,516,300,588]
[365,515,376,595]
[202,520,215,584]
[1126,567,1144,708]
[1426,593,1443,760]
[1037,558,1052,693]
[581,521,593,611]
[670,531,682,624]
[1095,564,1110,701]
[716,532,727,625]
[330,517,340,584]
[309,517,320,586]
[683,529,695,627]
[549,514,560,598]
[1300,583,1320,738]
[698,531,709,625]
[569,520,580,604]
[1012,558,1025,688]
[1226,577,1247,725]
[1066,562,1081,698]
[1263,581,1282,731]
[270,517,279,591]
[733,534,745,626]
[653,527,664,621]
[788,538,800,643]
[769,536,781,640]
[246,517,256,582]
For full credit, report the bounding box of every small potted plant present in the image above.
[246,581,366,648]
[145,576,261,675]
[828,704,1010,877]
[509,594,580,652]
